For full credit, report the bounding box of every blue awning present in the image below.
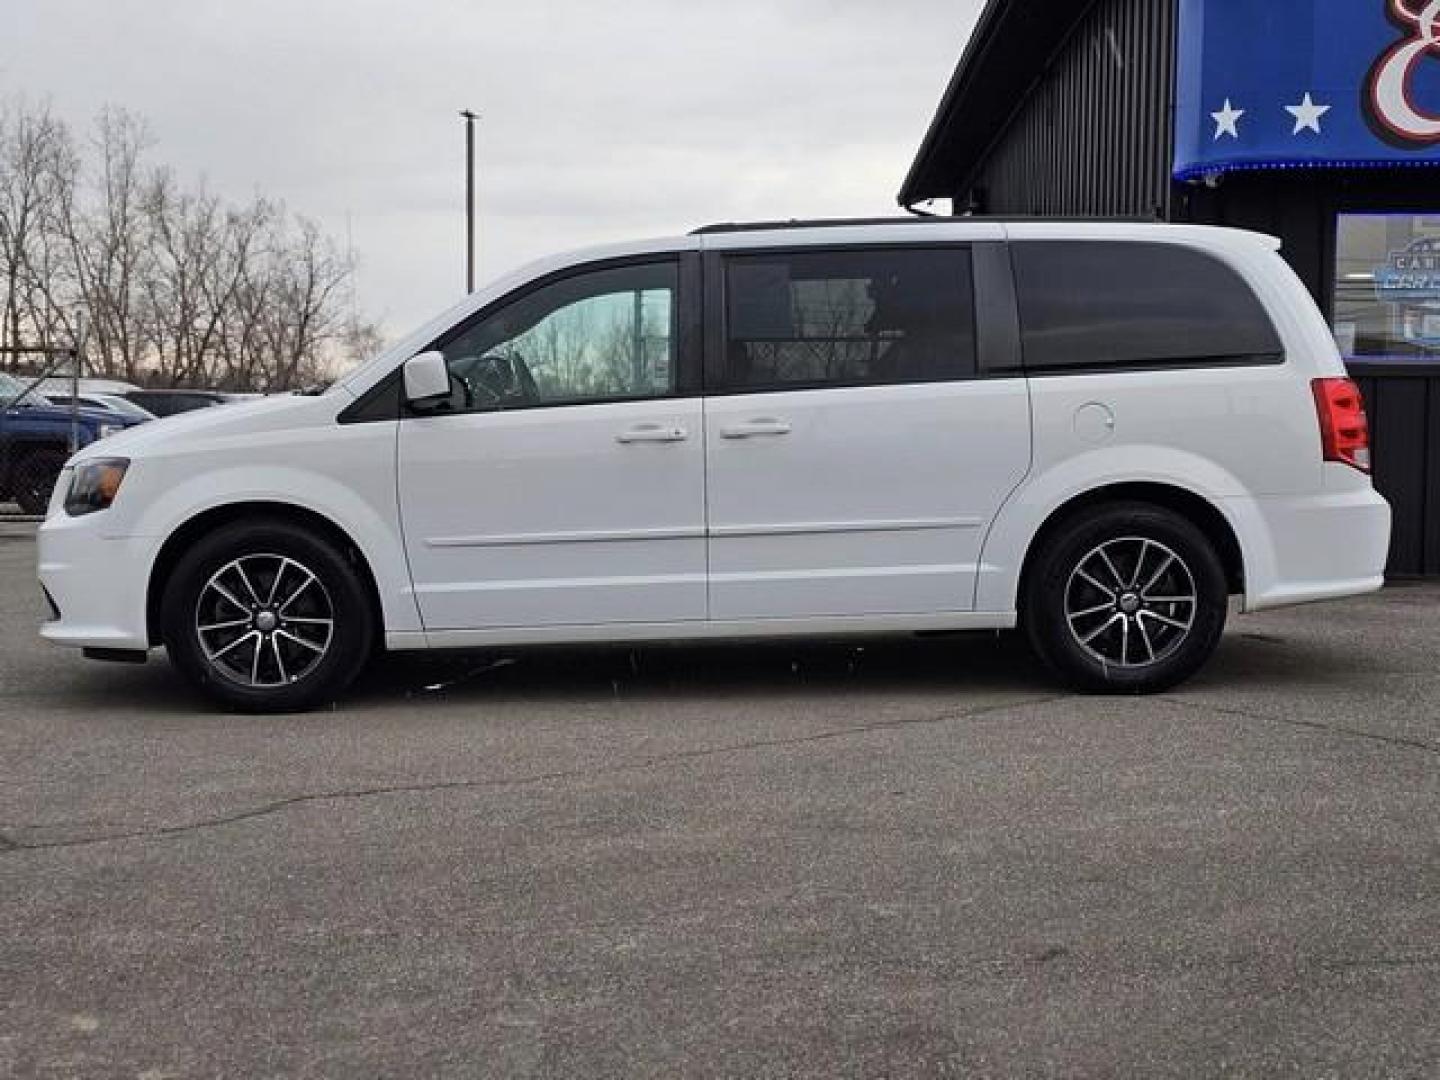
[1175,0,1440,181]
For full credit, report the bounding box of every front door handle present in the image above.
[616,423,688,444]
[719,419,792,440]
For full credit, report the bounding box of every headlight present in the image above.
[65,458,129,517]
[98,423,123,440]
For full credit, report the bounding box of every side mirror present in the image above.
[403,351,451,404]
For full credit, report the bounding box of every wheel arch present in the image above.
[1016,482,1246,614]
[145,500,384,647]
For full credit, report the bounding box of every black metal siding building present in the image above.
[902,0,1440,575]
[947,0,1177,220]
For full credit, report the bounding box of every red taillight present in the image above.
[1312,377,1371,473]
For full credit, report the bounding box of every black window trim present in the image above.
[702,241,1017,397]
[337,367,402,424]
[1019,352,1286,379]
[340,251,702,424]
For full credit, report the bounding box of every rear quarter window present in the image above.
[1012,241,1284,374]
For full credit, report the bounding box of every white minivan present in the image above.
[37,219,1391,712]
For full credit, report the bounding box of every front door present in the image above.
[398,255,707,631]
[702,243,1031,620]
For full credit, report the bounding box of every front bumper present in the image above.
[37,512,157,652]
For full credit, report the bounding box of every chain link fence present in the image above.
[1,348,83,521]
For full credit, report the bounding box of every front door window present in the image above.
[438,262,676,411]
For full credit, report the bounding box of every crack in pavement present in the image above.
[1159,695,1440,757]
[1319,954,1440,971]
[1,693,1066,855]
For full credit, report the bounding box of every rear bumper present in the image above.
[1230,479,1391,613]
[37,514,155,652]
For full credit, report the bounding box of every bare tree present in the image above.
[0,99,73,356]
[0,97,381,390]
[66,108,159,381]
[258,216,351,391]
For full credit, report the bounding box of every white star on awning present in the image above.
[1285,92,1332,135]
[1211,99,1245,140]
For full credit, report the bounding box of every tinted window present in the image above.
[720,248,975,390]
[1012,242,1283,373]
[436,261,677,413]
[127,392,206,417]
[341,373,402,423]
[168,396,214,414]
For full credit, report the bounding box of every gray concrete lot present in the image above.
[2,520,1439,1078]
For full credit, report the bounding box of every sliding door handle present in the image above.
[719,419,792,440]
[616,423,688,444]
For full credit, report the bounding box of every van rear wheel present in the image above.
[160,519,374,712]
[1023,502,1228,694]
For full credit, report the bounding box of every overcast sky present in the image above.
[6,0,981,337]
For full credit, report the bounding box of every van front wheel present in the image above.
[1023,503,1229,694]
[160,519,375,712]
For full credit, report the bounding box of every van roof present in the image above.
[689,218,1283,254]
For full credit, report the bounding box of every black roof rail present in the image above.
[691,217,951,235]
[690,214,1161,236]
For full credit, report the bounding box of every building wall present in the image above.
[1176,171,1440,319]
[955,0,1178,219]
[1352,369,1440,576]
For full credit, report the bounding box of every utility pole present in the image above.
[460,109,479,293]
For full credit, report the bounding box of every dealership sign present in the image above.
[1375,237,1440,301]
[1176,0,1440,180]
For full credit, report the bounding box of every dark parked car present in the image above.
[121,389,236,417]
[44,392,157,422]
[0,373,147,514]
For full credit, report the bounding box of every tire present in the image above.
[1022,502,1228,694]
[13,446,67,516]
[160,518,375,712]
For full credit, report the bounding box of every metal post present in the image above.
[66,347,79,454]
[460,110,479,293]
[632,289,644,388]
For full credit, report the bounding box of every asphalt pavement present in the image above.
[2,520,1438,1078]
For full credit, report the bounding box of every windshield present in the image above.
[93,394,155,420]
[0,371,50,409]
